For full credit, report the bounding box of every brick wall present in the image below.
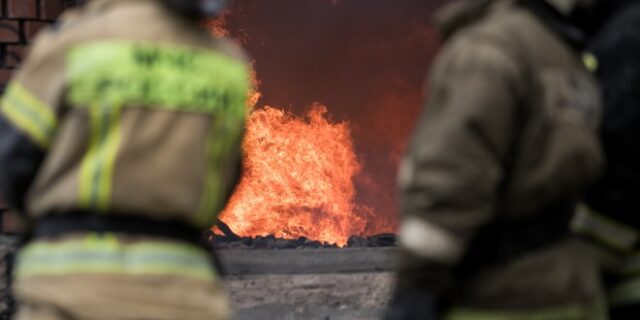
[0,0,80,91]
[0,0,80,232]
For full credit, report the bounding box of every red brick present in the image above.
[40,0,65,20]
[25,21,50,41]
[7,0,38,19]
[5,45,28,68]
[0,20,21,43]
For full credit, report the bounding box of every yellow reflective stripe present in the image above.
[571,205,639,253]
[0,83,57,148]
[67,41,249,221]
[447,304,602,320]
[582,52,599,73]
[16,234,214,281]
[195,114,245,227]
[1,100,47,146]
[79,103,122,210]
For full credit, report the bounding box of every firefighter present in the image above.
[385,0,611,319]
[0,0,249,319]
[574,1,640,318]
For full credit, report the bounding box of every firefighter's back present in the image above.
[4,0,250,319]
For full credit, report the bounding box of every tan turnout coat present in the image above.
[1,0,250,319]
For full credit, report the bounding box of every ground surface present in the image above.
[220,248,395,320]
[0,240,395,320]
[225,273,393,320]
[218,248,396,275]
[0,236,18,320]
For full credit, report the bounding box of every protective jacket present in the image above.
[0,0,249,319]
[390,0,604,319]
[576,2,640,317]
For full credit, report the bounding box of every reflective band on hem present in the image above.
[16,234,215,281]
[399,217,463,264]
[571,205,639,253]
[610,278,640,307]
[1,83,57,148]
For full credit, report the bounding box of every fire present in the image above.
[220,105,367,246]
[209,15,371,246]
[206,0,436,245]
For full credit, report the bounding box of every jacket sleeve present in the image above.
[0,26,65,213]
[396,37,526,293]
[0,115,47,212]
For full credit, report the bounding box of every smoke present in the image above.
[222,0,447,234]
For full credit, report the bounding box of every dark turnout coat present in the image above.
[395,0,604,317]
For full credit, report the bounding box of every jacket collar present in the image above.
[434,0,589,49]
[433,0,495,40]
[520,0,589,49]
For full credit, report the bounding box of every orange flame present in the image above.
[209,15,375,246]
[220,105,367,246]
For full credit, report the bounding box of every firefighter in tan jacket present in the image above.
[386,0,610,319]
[0,0,249,319]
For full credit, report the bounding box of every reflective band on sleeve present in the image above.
[15,234,215,281]
[399,217,463,264]
[571,205,639,253]
[0,83,57,148]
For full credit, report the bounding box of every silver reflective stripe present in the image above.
[16,234,216,281]
[399,217,463,264]
[571,205,639,253]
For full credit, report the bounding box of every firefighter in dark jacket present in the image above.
[0,0,248,319]
[385,0,615,319]
[574,0,640,318]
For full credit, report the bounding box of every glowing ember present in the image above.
[220,105,367,246]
